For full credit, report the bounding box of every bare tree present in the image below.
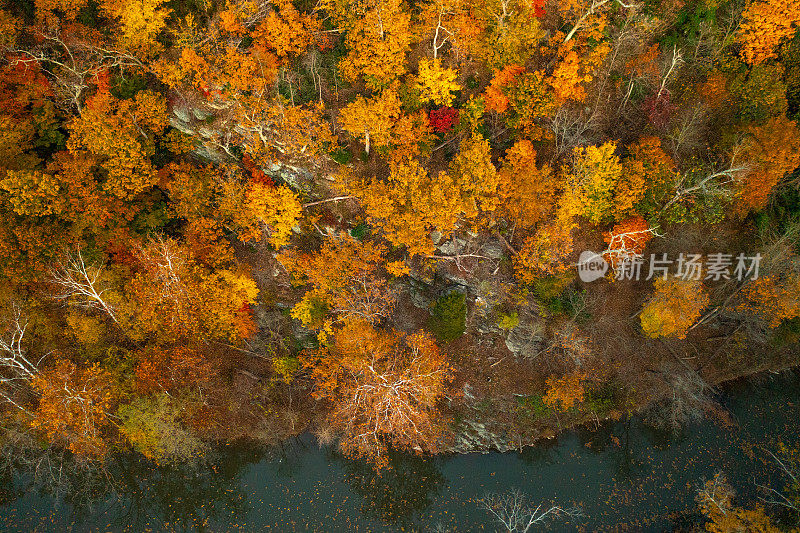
[658,152,750,216]
[757,447,800,516]
[479,489,582,532]
[647,363,718,434]
[429,0,454,59]
[5,29,143,112]
[50,250,119,323]
[0,305,45,412]
[136,235,189,302]
[697,471,734,517]
[603,224,663,268]
[563,0,637,44]
[549,106,599,156]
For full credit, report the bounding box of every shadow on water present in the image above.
[330,447,446,527]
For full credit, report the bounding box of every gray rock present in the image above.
[482,241,505,259]
[437,239,459,256]
[504,319,544,357]
[407,282,433,310]
[169,116,193,135]
[193,107,211,120]
[173,106,191,123]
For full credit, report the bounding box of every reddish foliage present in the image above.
[242,153,275,186]
[428,106,459,133]
[0,59,52,116]
[105,232,138,267]
[532,0,545,17]
[642,90,676,129]
[135,345,213,395]
[316,32,336,51]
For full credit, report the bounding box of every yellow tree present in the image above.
[697,473,781,533]
[561,141,624,224]
[350,134,498,256]
[101,0,172,58]
[230,98,335,170]
[339,88,403,154]
[66,90,168,200]
[415,59,461,106]
[0,170,65,217]
[352,158,461,256]
[447,133,500,218]
[640,277,709,339]
[459,0,544,68]
[337,0,414,89]
[279,234,402,331]
[35,0,90,24]
[218,178,303,249]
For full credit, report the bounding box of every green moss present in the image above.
[514,394,551,420]
[428,292,467,342]
[496,311,519,330]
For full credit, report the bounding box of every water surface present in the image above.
[2,371,799,531]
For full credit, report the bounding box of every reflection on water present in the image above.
[1,370,799,531]
[333,448,445,526]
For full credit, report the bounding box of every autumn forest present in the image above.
[1,0,800,528]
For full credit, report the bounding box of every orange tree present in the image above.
[301,318,450,464]
[738,0,800,65]
[31,359,116,459]
[735,116,800,214]
[279,234,404,332]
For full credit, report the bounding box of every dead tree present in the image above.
[478,489,583,532]
[49,250,119,323]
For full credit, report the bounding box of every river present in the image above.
[1,370,799,531]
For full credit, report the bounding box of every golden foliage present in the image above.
[737,273,800,327]
[640,277,709,339]
[415,59,461,106]
[543,372,586,410]
[497,140,558,229]
[738,0,800,65]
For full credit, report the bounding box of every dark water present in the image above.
[2,371,799,532]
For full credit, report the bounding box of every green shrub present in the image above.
[514,394,551,420]
[771,317,800,348]
[330,146,353,164]
[532,272,574,302]
[496,311,519,330]
[429,292,467,342]
[118,394,208,462]
[584,385,616,417]
[273,355,301,383]
[349,222,369,240]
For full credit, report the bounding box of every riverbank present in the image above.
[2,367,798,531]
